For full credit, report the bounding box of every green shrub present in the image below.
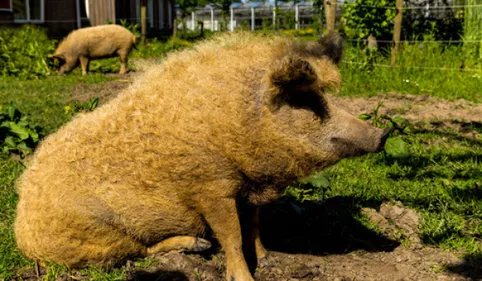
[164,37,192,52]
[341,0,396,40]
[0,25,56,79]
[132,37,192,60]
[0,102,44,157]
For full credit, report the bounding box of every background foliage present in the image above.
[0,26,56,79]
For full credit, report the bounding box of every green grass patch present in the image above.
[0,75,113,134]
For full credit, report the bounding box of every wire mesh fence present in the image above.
[174,0,481,74]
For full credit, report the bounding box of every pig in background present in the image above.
[15,32,389,281]
[50,24,136,75]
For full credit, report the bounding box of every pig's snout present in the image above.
[330,127,391,158]
[377,128,391,152]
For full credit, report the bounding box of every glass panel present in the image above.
[159,0,163,29]
[13,0,27,20]
[0,0,12,10]
[29,0,41,21]
[148,0,153,28]
[136,0,140,24]
[167,0,171,28]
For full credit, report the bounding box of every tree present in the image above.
[176,0,199,33]
[341,0,396,40]
[312,0,324,34]
[209,0,241,31]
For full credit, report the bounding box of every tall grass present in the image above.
[463,0,482,64]
[341,35,482,102]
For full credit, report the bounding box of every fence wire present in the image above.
[343,61,482,73]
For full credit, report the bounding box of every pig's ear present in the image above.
[318,32,343,65]
[270,57,318,90]
[269,57,328,117]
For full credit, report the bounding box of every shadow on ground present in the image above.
[256,196,399,256]
[446,252,482,280]
[127,269,189,281]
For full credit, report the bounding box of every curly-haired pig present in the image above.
[50,24,136,75]
[15,32,389,281]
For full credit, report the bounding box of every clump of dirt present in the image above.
[362,201,422,246]
[128,251,223,281]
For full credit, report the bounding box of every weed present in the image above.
[0,102,44,157]
[64,97,99,117]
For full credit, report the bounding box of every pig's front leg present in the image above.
[197,194,254,281]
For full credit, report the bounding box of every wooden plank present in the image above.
[324,0,336,32]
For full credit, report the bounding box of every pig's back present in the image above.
[69,25,134,57]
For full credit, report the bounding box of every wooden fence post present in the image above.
[391,0,404,66]
[141,0,147,46]
[324,0,336,33]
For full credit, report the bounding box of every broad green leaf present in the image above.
[300,171,330,188]
[16,142,33,155]
[27,128,39,142]
[3,136,17,148]
[392,116,409,127]
[309,174,330,188]
[0,121,9,128]
[7,104,17,120]
[359,113,372,120]
[8,122,30,140]
[384,137,410,158]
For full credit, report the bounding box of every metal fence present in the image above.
[179,0,465,32]
[181,1,318,31]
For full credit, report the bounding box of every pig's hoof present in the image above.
[191,238,212,252]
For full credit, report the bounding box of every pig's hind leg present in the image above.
[249,207,268,260]
[147,236,212,255]
[117,49,129,74]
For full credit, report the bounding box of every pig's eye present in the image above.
[274,91,329,121]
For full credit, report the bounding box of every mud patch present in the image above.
[328,93,482,123]
[66,73,136,105]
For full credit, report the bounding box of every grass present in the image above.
[0,153,29,280]
[0,75,114,135]
[341,38,482,103]
[0,30,481,280]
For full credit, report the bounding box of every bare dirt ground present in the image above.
[43,75,482,281]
